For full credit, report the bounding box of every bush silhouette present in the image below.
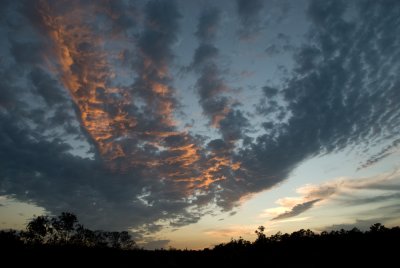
[15,212,136,249]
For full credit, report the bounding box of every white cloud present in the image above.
[261,169,400,221]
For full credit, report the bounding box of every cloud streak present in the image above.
[272,199,321,220]
[265,169,400,220]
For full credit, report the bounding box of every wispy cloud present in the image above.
[204,224,257,239]
[272,199,321,220]
[358,138,400,170]
[263,169,400,221]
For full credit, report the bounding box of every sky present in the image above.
[0,0,400,249]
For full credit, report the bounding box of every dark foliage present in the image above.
[2,212,136,250]
[1,213,399,267]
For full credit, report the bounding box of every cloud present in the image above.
[230,0,400,211]
[141,239,171,250]
[29,68,67,107]
[192,8,230,129]
[264,170,400,220]
[0,0,400,239]
[236,0,264,40]
[219,109,250,142]
[0,0,251,234]
[196,63,227,99]
[192,8,250,140]
[0,0,205,233]
[358,138,400,170]
[302,171,400,199]
[10,40,43,65]
[204,224,256,239]
[272,199,321,220]
[195,7,221,42]
[342,193,400,206]
[191,44,219,69]
[187,7,251,203]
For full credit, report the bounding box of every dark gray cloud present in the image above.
[358,138,400,170]
[272,199,321,220]
[196,63,226,99]
[237,0,264,19]
[188,8,252,214]
[29,67,67,107]
[207,139,231,153]
[10,41,43,65]
[131,0,182,134]
[138,0,181,64]
[265,44,281,56]
[227,0,400,211]
[262,86,279,98]
[192,7,225,116]
[342,193,400,206]
[101,0,138,34]
[236,0,264,40]
[191,44,219,69]
[192,7,250,143]
[219,109,250,142]
[195,7,220,42]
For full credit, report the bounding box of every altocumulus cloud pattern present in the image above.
[0,0,399,237]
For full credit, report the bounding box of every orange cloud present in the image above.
[38,1,136,169]
[37,0,242,197]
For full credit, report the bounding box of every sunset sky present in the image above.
[1,0,400,249]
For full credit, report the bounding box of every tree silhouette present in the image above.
[254,225,267,246]
[117,231,136,250]
[1,214,399,267]
[17,212,136,249]
[23,215,52,244]
[51,212,78,244]
[72,224,97,247]
[369,223,387,233]
[0,230,22,248]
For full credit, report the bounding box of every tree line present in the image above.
[213,223,400,251]
[1,212,399,267]
[0,212,136,250]
[1,212,399,251]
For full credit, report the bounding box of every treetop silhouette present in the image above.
[17,212,137,249]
